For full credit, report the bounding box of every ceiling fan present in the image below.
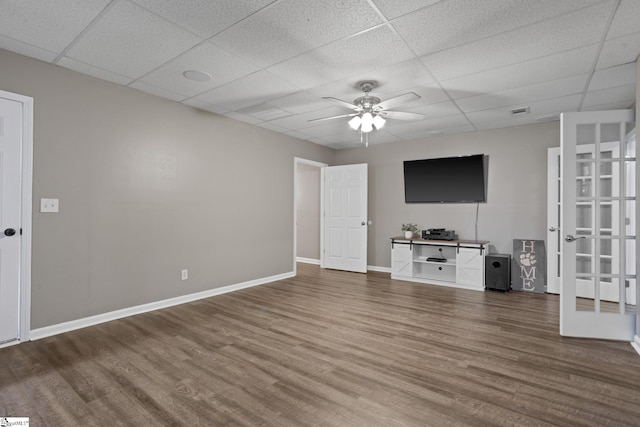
[309,81,425,146]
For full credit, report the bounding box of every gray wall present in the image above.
[335,122,560,268]
[0,49,335,329]
[296,162,321,260]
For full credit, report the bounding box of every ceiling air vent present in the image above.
[510,106,530,116]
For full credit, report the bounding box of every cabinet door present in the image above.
[456,248,484,287]
[392,244,412,277]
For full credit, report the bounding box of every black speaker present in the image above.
[485,253,511,291]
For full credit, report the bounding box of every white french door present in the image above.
[560,110,636,341]
[0,91,32,347]
[321,164,368,273]
[548,142,636,304]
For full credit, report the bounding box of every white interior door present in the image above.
[0,95,25,345]
[321,164,368,273]
[560,110,636,341]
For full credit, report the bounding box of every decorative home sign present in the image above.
[512,239,546,293]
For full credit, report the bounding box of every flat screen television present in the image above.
[404,154,486,203]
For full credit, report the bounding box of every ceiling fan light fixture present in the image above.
[361,112,374,133]
[372,114,386,129]
[348,115,362,130]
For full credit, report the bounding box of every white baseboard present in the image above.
[296,257,320,265]
[368,265,391,273]
[632,335,640,357]
[30,271,295,341]
[296,258,390,273]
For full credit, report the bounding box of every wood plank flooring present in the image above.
[2,263,640,426]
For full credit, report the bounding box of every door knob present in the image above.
[565,234,585,243]
[4,228,16,236]
[361,221,366,226]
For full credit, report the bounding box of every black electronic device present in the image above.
[422,228,458,241]
[427,257,447,262]
[403,154,486,203]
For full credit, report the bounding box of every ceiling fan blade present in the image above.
[323,97,360,111]
[379,110,425,121]
[375,92,421,111]
[308,112,358,123]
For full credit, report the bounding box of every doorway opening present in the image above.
[293,158,326,274]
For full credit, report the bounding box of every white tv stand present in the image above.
[391,237,489,291]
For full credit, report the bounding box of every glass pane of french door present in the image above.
[573,121,635,315]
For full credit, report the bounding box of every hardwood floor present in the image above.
[2,263,640,426]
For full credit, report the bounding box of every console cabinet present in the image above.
[391,237,489,291]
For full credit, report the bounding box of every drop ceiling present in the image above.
[1,0,638,149]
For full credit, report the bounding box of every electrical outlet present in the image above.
[40,198,59,213]
[181,269,188,281]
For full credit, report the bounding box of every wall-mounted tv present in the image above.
[404,154,486,203]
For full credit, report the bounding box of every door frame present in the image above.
[293,157,327,275]
[0,90,33,347]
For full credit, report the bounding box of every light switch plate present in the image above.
[40,198,59,213]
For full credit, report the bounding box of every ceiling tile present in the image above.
[401,84,452,106]
[361,131,403,145]
[371,0,441,20]
[268,106,349,130]
[392,0,603,57]
[589,63,636,92]
[268,91,334,115]
[57,57,133,85]
[256,121,289,133]
[422,1,612,81]
[139,42,259,98]
[132,0,275,38]
[385,114,471,137]
[0,0,110,54]
[596,32,640,70]
[456,74,588,113]
[211,0,382,68]
[607,0,640,40]
[194,71,301,111]
[473,113,569,131]
[404,101,462,118]
[65,1,201,79]
[267,26,415,89]
[298,120,355,138]
[439,45,598,98]
[582,84,636,109]
[397,125,476,142]
[236,103,291,121]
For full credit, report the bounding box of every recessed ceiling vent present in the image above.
[510,106,530,116]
